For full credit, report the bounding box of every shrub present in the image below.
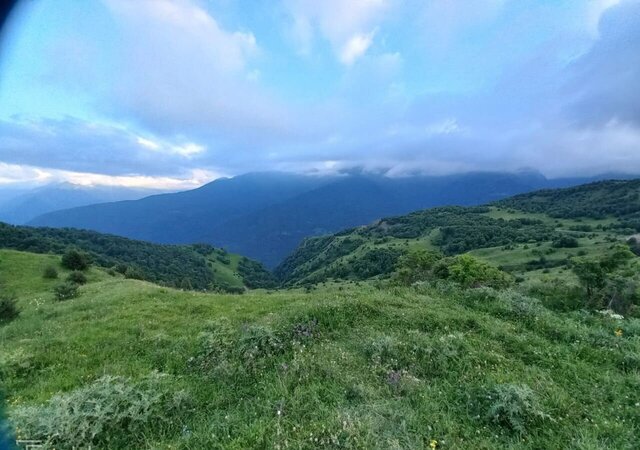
[238,325,286,367]
[61,249,91,271]
[0,296,19,323]
[66,271,87,285]
[439,255,513,289]
[483,383,549,433]
[42,265,58,279]
[552,236,579,248]
[11,374,191,449]
[124,266,145,280]
[53,282,79,301]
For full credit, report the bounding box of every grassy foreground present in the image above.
[1,250,639,449]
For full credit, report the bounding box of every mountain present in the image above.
[29,172,329,246]
[0,182,167,225]
[0,221,274,291]
[29,171,628,267]
[276,178,640,285]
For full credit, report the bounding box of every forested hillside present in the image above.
[0,223,275,291]
[277,179,640,286]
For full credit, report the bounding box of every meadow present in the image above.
[1,249,639,449]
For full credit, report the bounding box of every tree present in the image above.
[61,249,91,271]
[393,249,443,285]
[572,245,637,311]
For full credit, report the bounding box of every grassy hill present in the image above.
[276,179,640,286]
[0,223,275,291]
[1,248,639,448]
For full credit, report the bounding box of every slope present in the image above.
[1,249,638,448]
[0,223,274,291]
[276,178,640,285]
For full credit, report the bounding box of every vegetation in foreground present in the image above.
[1,249,639,449]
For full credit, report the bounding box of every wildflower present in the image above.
[430,439,438,449]
[615,329,623,337]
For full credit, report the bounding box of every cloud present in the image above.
[339,31,375,65]
[563,0,640,127]
[2,0,640,187]
[284,0,389,64]
[0,161,220,189]
[102,0,293,139]
[0,117,213,176]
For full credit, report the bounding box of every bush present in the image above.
[552,236,579,248]
[61,249,91,271]
[124,266,145,280]
[438,255,513,289]
[483,383,549,433]
[43,265,58,279]
[66,271,87,285]
[11,374,191,449]
[53,282,79,301]
[0,296,19,323]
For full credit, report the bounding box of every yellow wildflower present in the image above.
[615,329,623,337]
[430,439,438,449]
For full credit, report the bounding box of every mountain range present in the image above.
[29,171,632,267]
[0,182,166,225]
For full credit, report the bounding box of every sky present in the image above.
[0,0,639,189]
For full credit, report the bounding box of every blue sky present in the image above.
[0,0,638,188]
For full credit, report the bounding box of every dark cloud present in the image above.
[0,117,204,176]
[563,1,640,127]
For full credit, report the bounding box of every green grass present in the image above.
[206,252,245,289]
[2,250,639,449]
[0,249,109,298]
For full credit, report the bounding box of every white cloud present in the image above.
[284,0,389,64]
[102,0,291,138]
[0,161,222,189]
[136,135,206,158]
[136,137,161,151]
[425,118,461,136]
[339,32,375,65]
[586,0,622,36]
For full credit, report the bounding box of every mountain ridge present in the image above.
[29,171,638,267]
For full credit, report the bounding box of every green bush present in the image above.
[0,296,19,323]
[438,254,513,289]
[61,249,91,271]
[11,374,191,449]
[42,265,58,279]
[483,383,549,433]
[66,271,87,285]
[552,236,579,248]
[53,282,79,301]
[124,266,145,280]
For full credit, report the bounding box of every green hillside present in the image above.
[1,248,639,449]
[276,179,640,286]
[0,223,275,291]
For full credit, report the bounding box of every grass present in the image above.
[206,252,245,289]
[1,250,639,448]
